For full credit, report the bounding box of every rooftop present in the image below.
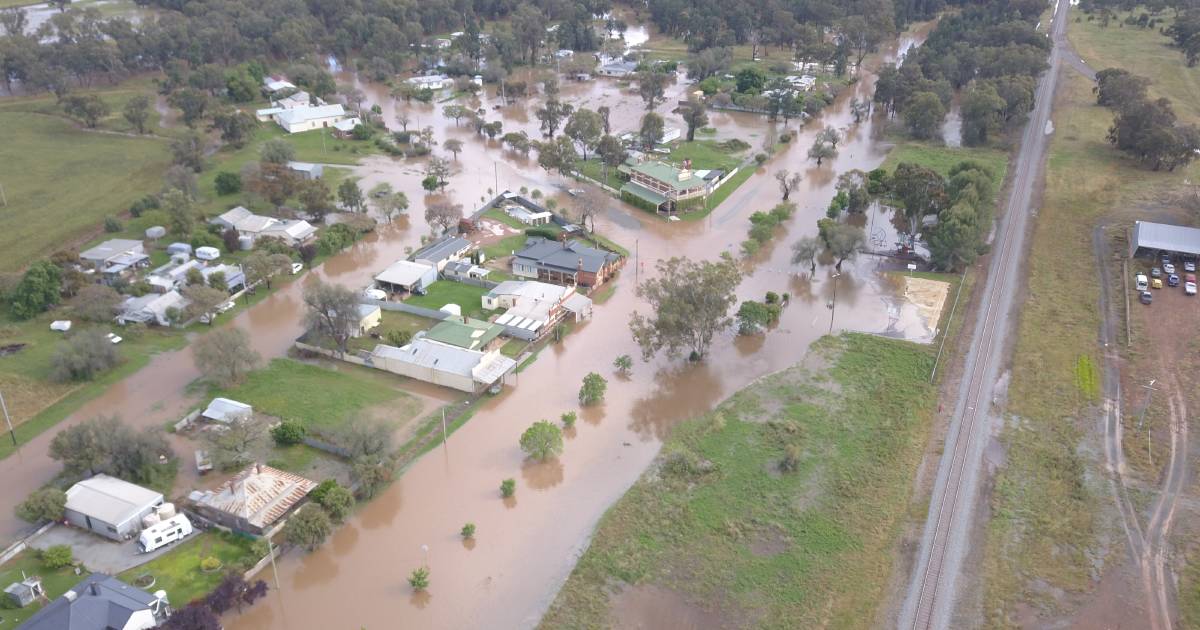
[65,474,163,526]
[275,104,346,125]
[628,161,707,191]
[425,317,504,351]
[202,397,252,423]
[192,463,316,530]
[19,573,164,630]
[413,235,471,264]
[80,239,142,262]
[373,338,485,379]
[515,237,620,274]
[375,259,435,288]
[1132,220,1200,256]
[621,181,667,207]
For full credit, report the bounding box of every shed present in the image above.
[413,236,472,271]
[202,398,252,424]
[374,260,437,293]
[1129,220,1200,258]
[64,474,164,541]
[287,161,324,180]
[354,304,382,337]
[4,576,44,608]
[166,242,192,256]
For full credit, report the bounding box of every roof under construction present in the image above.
[193,463,316,530]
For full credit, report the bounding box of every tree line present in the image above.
[1096,68,1200,170]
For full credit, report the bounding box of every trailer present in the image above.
[138,514,193,554]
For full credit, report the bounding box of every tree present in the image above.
[536,99,572,138]
[808,139,836,166]
[243,252,292,290]
[123,95,151,134]
[338,179,365,212]
[193,328,260,387]
[62,94,110,128]
[824,223,865,269]
[680,97,709,142]
[334,415,394,460]
[163,603,220,630]
[637,71,670,110]
[891,162,947,234]
[215,172,242,195]
[395,111,410,132]
[285,505,333,551]
[536,136,578,176]
[313,482,355,522]
[737,299,780,334]
[297,178,335,220]
[564,108,603,160]
[425,200,464,234]
[961,83,1006,146]
[71,285,121,322]
[903,91,946,140]
[736,66,767,93]
[1095,68,1150,110]
[168,88,210,128]
[426,156,451,190]
[302,279,359,352]
[639,112,665,150]
[818,126,840,149]
[578,372,607,405]
[271,419,306,446]
[775,170,802,201]
[461,522,476,538]
[444,138,464,161]
[688,47,733,80]
[210,110,257,148]
[791,235,821,274]
[49,419,107,476]
[519,420,564,460]
[9,261,62,319]
[500,478,516,498]
[409,567,430,591]
[629,256,742,361]
[41,544,73,569]
[503,131,532,155]
[422,175,440,193]
[596,134,627,181]
[374,189,409,223]
[206,574,268,615]
[614,354,633,374]
[597,105,612,134]
[205,416,266,470]
[850,97,870,123]
[170,133,205,172]
[574,187,606,233]
[182,285,228,325]
[260,139,295,165]
[50,329,119,382]
[351,455,395,499]
[443,104,467,126]
[16,487,66,523]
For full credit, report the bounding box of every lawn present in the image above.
[118,531,259,607]
[405,282,493,318]
[0,112,170,272]
[665,139,747,172]
[576,158,626,190]
[679,164,759,222]
[346,310,435,353]
[481,234,529,262]
[213,358,420,432]
[541,333,937,628]
[881,141,1010,195]
[0,549,88,627]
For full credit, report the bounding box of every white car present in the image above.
[50,320,72,332]
[291,262,304,275]
[1164,263,1176,275]
[363,288,387,301]
[1187,281,1197,296]
[1186,261,1197,273]
[217,301,236,313]
[1135,273,1148,291]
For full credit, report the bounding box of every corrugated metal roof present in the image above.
[65,474,162,526]
[1132,221,1200,256]
[375,260,436,288]
[194,464,316,529]
[372,338,483,378]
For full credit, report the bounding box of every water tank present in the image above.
[145,226,166,240]
[238,235,253,251]
[156,503,176,519]
[142,513,160,528]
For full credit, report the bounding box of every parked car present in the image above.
[363,288,387,300]
[1188,273,1197,284]
[1152,277,1163,289]
[1186,261,1197,273]
[1136,273,1149,291]
[217,301,235,313]
[1188,282,1197,296]
[1164,263,1176,275]
[1168,273,1181,287]
[291,262,304,275]
[1151,267,1163,278]
[1140,290,1154,304]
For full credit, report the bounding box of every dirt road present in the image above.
[899,0,1072,627]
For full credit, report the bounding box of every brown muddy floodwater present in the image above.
[0,21,936,630]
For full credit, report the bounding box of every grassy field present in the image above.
[0,549,89,627]
[981,33,1200,623]
[406,281,492,318]
[576,158,625,190]
[881,141,1010,194]
[540,333,936,628]
[0,112,170,272]
[118,531,258,607]
[665,139,747,172]
[214,358,420,432]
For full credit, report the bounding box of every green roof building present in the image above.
[621,159,726,215]
[425,317,505,352]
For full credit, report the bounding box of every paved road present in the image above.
[898,1,1072,628]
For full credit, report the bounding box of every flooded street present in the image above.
[0,19,939,629]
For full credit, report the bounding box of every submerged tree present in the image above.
[519,420,564,460]
[629,256,742,361]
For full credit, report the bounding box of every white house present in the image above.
[374,260,438,294]
[371,337,515,393]
[272,104,347,133]
[118,290,188,326]
[273,90,316,110]
[597,59,638,77]
[263,77,296,94]
[212,207,316,247]
[405,74,454,90]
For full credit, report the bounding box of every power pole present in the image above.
[0,389,14,446]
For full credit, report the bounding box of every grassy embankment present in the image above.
[541,333,937,628]
[983,11,1200,625]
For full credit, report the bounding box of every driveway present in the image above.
[28,524,198,575]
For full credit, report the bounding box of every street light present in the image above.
[828,272,842,334]
[0,389,15,446]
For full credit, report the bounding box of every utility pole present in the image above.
[441,407,448,448]
[828,272,841,334]
[1136,379,1158,432]
[0,389,15,446]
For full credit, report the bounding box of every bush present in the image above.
[409,566,430,590]
[524,227,559,240]
[500,478,516,498]
[560,411,577,428]
[385,330,413,347]
[519,420,563,460]
[284,505,333,551]
[129,195,159,218]
[41,545,74,569]
[754,153,768,165]
[104,216,123,232]
[271,419,306,446]
[51,329,119,383]
[200,556,222,571]
[214,172,242,195]
[578,372,607,405]
[461,522,476,539]
[190,231,222,250]
[313,481,355,522]
[16,487,66,523]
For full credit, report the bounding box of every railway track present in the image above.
[900,1,1070,627]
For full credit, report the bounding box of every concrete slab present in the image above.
[27,524,198,574]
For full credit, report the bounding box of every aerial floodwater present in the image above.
[0,15,936,629]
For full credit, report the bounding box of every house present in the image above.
[19,573,170,630]
[63,474,165,541]
[619,127,681,145]
[442,259,491,282]
[406,74,454,90]
[255,106,285,122]
[425,317,505,352]
[117,290,188,326]
[201,397,252,424]
[353,304,382,337]
[79,239,145,271]
[597,59,638,77]
[785,74,817,90]
[503,204,552,225]
[272,104,347,133]
[483,280,593,336]
[188,463,317,535]
[433,38,452,49]
[620,159,722,214]
[371,337,515,393]
[332,117,363,137]
[555,49,574,59]
[374,260,437,294]
[261,219,317,246]
[272,90,316,110]
[262,76,296,94]
[287,161,324,180]
[413,236,471,272]
[201,263,245,292]
[211,207,315,247]
[512,237,621,288]
[147,259,201,293]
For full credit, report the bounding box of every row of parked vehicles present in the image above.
[1137,254,1197,304]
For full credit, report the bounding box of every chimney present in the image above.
[577,258,584,272]
[90,582,101,596]
[255,463,262,475]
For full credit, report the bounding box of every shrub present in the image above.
[41,545,74,569]
[754,153,768,165]
[500,478,516,498]
[578,372,607,405]
[16,487,66,523]
[560,411,577,428]
[190,231,222,250]
[284,506,332,551]
[51,329,119,382]
[214,172,242,195]
[129,195,159,218]
[525,227,559,240]
[271,419,306,446]
[315,483,355,522]
[409,567,430,590]
[385,330,413,347]
[104,216,123,233]
[519,421,563,460]
[613,354,633,374]
[461,523,476,539]
[200,556,222,571]
[780,443,801,472]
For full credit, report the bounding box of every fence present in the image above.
[360,298,451,320]
[173,409,201,433]
[0,521,56,566]
[441,274,501,291]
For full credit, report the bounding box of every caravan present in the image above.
[138,514,193,553]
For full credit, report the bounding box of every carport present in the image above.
[1130,220,1200,258]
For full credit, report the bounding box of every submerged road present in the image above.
[899,0,1070,628]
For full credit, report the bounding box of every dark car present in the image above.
[1140,291,1153,305]
[1169,273,1181,287]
